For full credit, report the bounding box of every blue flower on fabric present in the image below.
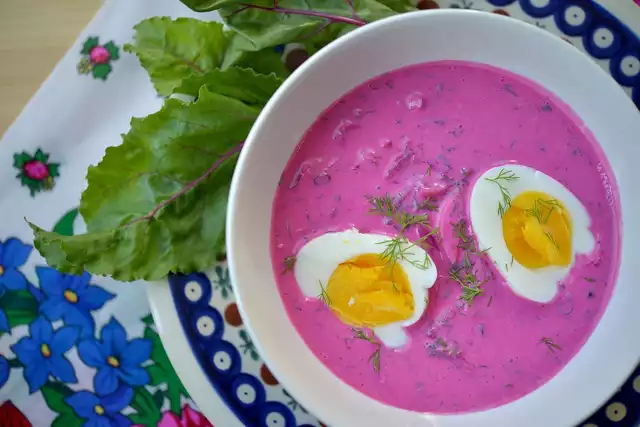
[0,354,9,388]
[37,267,115,337]
[11,317,78,392]
[0,238,32,293]
[0,309,9,333]
[78,317,151,395]
[65,386,133,427]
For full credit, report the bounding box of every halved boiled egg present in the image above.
[294,229,437,348]
[470,165,594,303]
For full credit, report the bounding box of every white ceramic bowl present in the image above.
[227,9,640,427]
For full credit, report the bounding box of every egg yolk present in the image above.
[325,254,414,327]
[503,190,572,268]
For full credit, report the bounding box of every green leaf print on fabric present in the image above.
[130,387,162,426]
[0,291,39,330]
[144,321,190,416]
[52,209,79,237]
[41,381,84,427]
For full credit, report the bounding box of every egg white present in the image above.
[470,165,595,303]
[294,229,437,348]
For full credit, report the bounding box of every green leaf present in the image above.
[0,290,39,329]
[104,41,120,60]
[219,0,400,54]
[220,32,289,78]
[30,87,257,281]
[81,36,99,55]
[41,382,73,414]
[376,0,416,12]
[179,0,265,12]
[92,63,112,80]
[125,17,229,96]
[174,66,283,103]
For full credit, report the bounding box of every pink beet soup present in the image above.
[269,61,620,413]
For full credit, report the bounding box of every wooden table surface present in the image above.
[0,0,101,134]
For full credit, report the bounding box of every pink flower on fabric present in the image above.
[133,405,213,427]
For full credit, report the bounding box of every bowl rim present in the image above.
[227,9,640,427]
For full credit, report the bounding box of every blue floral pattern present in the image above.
[66,386,133,427]
[0,238,32,331]
[79,318,151,395]
[12,317,79,392]
[38,267,115,337]
[0,236,198,427]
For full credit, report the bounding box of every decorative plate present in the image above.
[148,1,640,426]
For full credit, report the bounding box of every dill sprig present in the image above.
[484,168,519,217]
[418,197,438,212]
[352,328,382,373]
[368,194,438,273]
[282,255,296,274]
[541,337,562,352]
[368,194,396,217]
[449,269,487,306]
[524,198,561,225]
[544,231,560,251]
[522,198,561,252]
[317,281,331,306]
[584,277,596,283]
[450,219,490,306]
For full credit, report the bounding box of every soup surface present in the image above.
[270,61,620,413]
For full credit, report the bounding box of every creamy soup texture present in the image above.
[270,61,620,413]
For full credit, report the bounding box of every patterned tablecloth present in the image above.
[0,0,639,426]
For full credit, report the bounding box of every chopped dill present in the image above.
[463,251,472,269]
[449,269,487,306]
[487,295,493,307]
[477,247,492,256]
[505,263,509,272]
[484,168,519,218]
[541,337,562,352]
[452,219,470,243]
[426,163,432,176]
[317,281,331,306]
[510,256,514,267]
[352,328,382,373]
[282,255,296,274]
[418,197,438,212]
[449,218,490,305]
[584,277,596,283]
[369,347,381,373]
